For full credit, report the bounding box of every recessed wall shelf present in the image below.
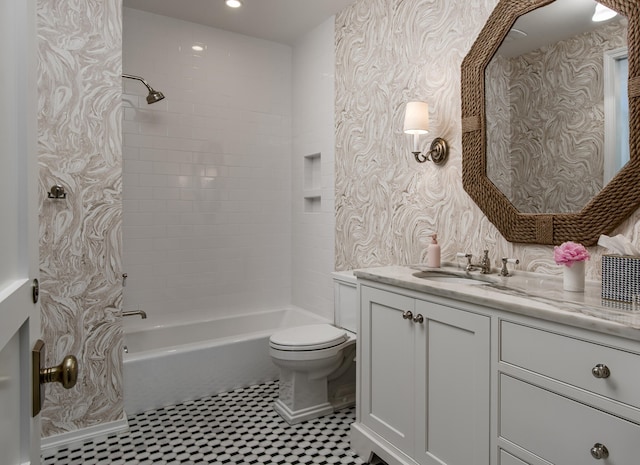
[303,153,322,213]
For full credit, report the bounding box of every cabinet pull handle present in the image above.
[590,443,609,459]
[413,314,424,324]
[402,311,413,320]
[591,364,610,379]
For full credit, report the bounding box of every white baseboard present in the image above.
[40,416,129,453]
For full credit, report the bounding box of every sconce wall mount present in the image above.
[413,137,449,164]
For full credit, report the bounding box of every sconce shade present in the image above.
[403,101,429,134]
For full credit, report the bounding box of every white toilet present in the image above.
[269,271,357,424]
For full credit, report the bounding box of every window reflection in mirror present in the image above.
[485,0,628,214]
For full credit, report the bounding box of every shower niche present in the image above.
[303,152,322,213]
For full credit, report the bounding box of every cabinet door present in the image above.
[414,300,491,465]
[360,286,416,453]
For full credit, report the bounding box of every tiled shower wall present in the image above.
[122,8,293,322]
[334,0,640,278]
[291,18,337,320]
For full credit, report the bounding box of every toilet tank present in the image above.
[332,271,358,334]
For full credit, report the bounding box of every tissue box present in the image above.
[601,255,640,302]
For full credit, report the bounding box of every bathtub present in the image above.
[123,307,329,415]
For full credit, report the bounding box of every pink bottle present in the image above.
[427,234,441,268]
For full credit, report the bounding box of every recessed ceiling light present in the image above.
[225,0,242,8]
[192,45,204,51]
[592,3,617,22]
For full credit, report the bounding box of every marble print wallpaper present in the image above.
[37,0,123,437]
[486,19,628,214]
[335,0,640,279]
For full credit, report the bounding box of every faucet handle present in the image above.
[456,252,473,271]
[500,258,520,277]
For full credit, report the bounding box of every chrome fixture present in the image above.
[122,74,165,104]
[122,273,128,287]
[590,443,609,459]
[48,184,67,199]
[500,258,520,277]
[122,309,147,319]
[403,101,449,165]
[402,310,424,324]
[123,345,129,354]
[457,250,492,274]
[591,363,611,379]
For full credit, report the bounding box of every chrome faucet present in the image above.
[122,309,147,319]
[458,250,492,274]
[500,258,520,277]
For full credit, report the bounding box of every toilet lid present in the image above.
[270,324,348,351]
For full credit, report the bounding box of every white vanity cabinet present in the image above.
[497,320,640,464]
[352,269,640,465]
[352,284,491,465]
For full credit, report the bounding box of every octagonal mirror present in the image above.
[461,0,640,245]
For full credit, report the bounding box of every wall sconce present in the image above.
[403,101,449,165]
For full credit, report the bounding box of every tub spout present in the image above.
[122,310,147,319]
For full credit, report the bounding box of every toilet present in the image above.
[269,271,357,424]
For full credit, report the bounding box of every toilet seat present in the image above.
[270,324,348,351]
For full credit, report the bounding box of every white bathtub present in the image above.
[123,307,329,415]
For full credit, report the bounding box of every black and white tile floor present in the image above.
[42,381,367,465]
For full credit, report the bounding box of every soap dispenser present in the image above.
[427,234,441,268]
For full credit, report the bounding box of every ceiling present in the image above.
[499,0,624,57]
[123,0,356,45]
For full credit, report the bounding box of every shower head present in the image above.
[122,73,165,104]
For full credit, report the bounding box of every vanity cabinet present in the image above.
[353,285,490,465]
[497,320,640,464]
[352,272,640,465]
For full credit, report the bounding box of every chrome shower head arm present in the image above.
[122,73,154,93]
[122,73,165,104]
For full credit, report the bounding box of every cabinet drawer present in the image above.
[499,450,529,465]
[500,374,640,464]
[500,321,640,408]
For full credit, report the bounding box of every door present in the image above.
[414,299,490,465]
[360,286,416,453]
[0,0,39,463]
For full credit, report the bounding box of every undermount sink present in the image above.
[411,270,493,285]
[420,275,489,285]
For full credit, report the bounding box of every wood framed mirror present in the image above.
[461,0,639,245]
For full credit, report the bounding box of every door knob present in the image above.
[402,311,413,319]
[413,314,424,324]
[32,339,79,416]
[40,355,78,388]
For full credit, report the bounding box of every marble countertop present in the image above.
[354,264,640,341]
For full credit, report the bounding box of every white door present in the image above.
[0,0,40,463]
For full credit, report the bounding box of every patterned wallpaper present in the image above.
[37,0,123,437]
[335,0,640,279]
[486,19,628,214]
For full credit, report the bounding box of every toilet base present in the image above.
[273,398,334,425]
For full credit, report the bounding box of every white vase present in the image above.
[563,261,585,292]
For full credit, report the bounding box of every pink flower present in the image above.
[554,241,590,267]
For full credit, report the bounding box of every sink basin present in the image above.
[412,270,492,285]
[420,275,489,285]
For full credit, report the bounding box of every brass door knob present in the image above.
[40,355,78,389]
[32,339,79,416]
